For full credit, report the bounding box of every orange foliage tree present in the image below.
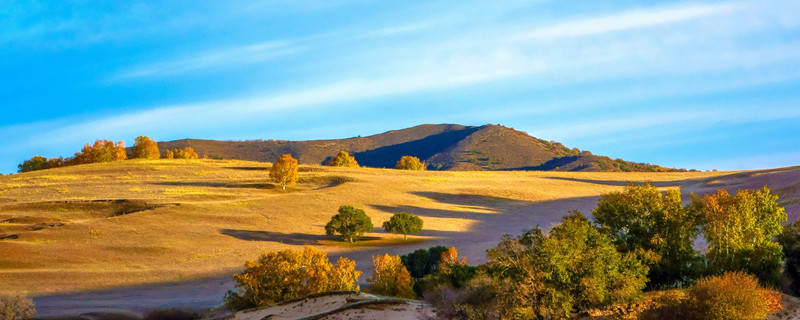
[395,155,426,170]
[163,147,198,159]
[73,139,126,164]
[131,136,160,159]
[224,246,360,310]
[327,150,359,167]
[367,253,416,299]
[438,247,468,274]
[269,154,298,190]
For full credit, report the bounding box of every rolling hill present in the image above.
[156,124,689,172]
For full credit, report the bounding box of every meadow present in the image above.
[1,159,799,315]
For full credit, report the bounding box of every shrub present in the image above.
[383,212,423,241]
[143,309,198,320]
[778,219,800,294]
[423,274,499,320]
[269,153,298,190]
[395,155,425,170]
[367,253,416,299]
[223,246,360,310]
[325,205,373,243]
[327,150,359,167]
[0,294,36,320]
[131,136,160,159]
[641,272,782,320]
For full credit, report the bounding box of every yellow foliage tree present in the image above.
[73,139,126,164]
[438,246,468,274]
[224,246,361,310]
[366,253,416,299]
[395,155,426,170]
[131,136,160,159]
[174,147,198,159]
[270,153,299,190]
[162,149,174,159]
[327,150,359,167]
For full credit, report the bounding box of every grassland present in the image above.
[1,159,798,304]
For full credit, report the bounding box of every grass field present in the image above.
[1,159,798,299]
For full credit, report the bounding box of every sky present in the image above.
[2,0,800,174]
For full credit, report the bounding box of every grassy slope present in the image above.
[1,160,798,296]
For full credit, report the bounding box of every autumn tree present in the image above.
[0,294,37,320]
[438,247,468,274]
[383,212,423,241]
[18,156,49,172]
[328,150,359,167]
[223,246,360,310]
[73,139,127,164]
[131,135,160,159]
[269,153,298,190]
[592,183,704,288]
[367,253,416,299]
[486,211,649,319]
[395,155,425,170]
[172,147,198,159]
[162,149,174,159]
[325,205,373,243]
[701,186,786,286]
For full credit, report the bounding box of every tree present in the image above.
[0,294,36,320]
[73,139,126,164]
[778,219,800,294]
[325,205,373,243]
[131,136,160,159]
[438,247,468,274]
[173,147,198,159]
[18,156,49,172]
[367,253,416,299]
[592,183,703,288]
[162,149,174,159]
[383,212,423,241]
[269,154,298,190]
[328,150,359,167]
[401,246,448,280]
[395,155,425,170]
[701,187,786,286]
[486,211,649,319]
[223,246,360,310]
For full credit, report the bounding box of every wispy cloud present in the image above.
[114,41,302,79]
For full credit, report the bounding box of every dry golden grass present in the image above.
[0,159,797,297]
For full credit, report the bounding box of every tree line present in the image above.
[18,136,198,173]
[224,183,793,319]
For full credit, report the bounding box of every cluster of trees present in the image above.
[324,205,424,243]
[17,135,201,173]
[327,150,359,167]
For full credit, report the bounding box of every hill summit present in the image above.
[157,124,687,172]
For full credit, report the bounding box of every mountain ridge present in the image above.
[157,124,690,172]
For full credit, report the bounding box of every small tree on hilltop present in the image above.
[131,136,160,159]
[325,205,373,243]
[367,253,416,299]
[269,153,298,190]
[223,246,360,310]
[395,155,425,170]
[328,150,359,167]
[383,212,423,242]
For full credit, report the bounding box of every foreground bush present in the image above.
[224,246,360,310]
[0,294,36,320]
[641,271,782,320]
[325,205,373,243]
[778,219,800,294]
[423,274,499,320]
[367,253,416,299]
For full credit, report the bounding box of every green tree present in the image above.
[401,246,448,279]
[367,253,416,299]
[592,183,703,288]
[777,219,800,294]
[328,150,359,167]
[701,187,786,286]
[383,212,423,241]
[18,156,49,172]
[395,155,425,170]
[486,211,649,319]
[325,205,373,243]
[269,153,298,190]
[223,246,360,310]
[131,135,160,159]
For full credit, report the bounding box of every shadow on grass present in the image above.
[219,229,332,245]
[225,166,267,171]
[150,181,276,189]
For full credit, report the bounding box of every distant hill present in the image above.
[157,124,690,172]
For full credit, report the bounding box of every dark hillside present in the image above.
[157,124,687,172]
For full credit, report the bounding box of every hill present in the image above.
[156,124,687,172]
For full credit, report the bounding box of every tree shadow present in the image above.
[219,229,333,245]
[409,191,532,207]
[225,166,266,171]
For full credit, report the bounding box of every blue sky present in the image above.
[2,0,799,174]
